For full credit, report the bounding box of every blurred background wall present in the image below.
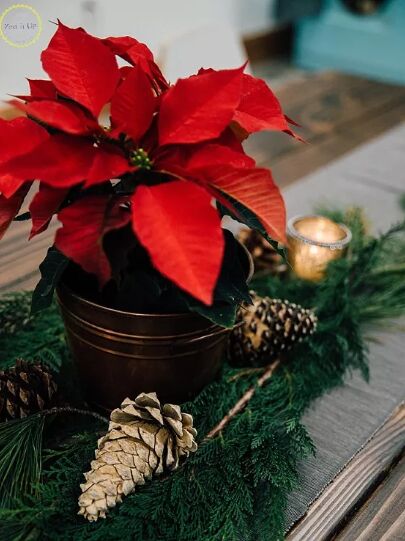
[1,1,403,101]
[0,0,281,100]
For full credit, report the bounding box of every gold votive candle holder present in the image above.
[287,215,352,281]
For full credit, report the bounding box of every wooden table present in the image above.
[282,122,405,540]
[1,71,405,539]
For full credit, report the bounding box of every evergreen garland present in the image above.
[0,292,32,339]
[0,208,404,541]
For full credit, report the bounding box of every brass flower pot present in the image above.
[56,243,253,411]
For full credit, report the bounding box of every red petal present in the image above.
[208,166,286,244]
[110,65,156,142]
[187,144,255,170]
[103,36,154,62]
[153,146,241,216]
[14,79,58,102]
[28,79,57,100]
[41,22,120,117]
[0,118,49,198]
[285,115,301,128]
[131,181,224,304]
[233,73,299,139]
[10,99,99,135]
[0,135,94,187]
[29,185,69,239]
[214,126,248,152]
[103,36,168,91]
[156,143,254,180]
[0,184,30,240]
[131,55,168,92]
[0,117,49,166]
[158,66,244,146]
[85,143,133,187]
[0,177,25,199]
[55,196,131,285]
[0,135,131,189]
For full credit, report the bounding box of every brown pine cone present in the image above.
[229,292,317,366]
[0,359,58,421]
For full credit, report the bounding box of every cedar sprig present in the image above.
[0,207,404,541]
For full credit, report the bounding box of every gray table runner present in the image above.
[282,123,405,530]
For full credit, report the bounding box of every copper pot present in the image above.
[57,242,253,411]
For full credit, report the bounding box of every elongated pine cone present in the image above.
[78,392,198,521]
[228,292,317,366]
[0,359,58,422]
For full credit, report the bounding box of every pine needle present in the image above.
[0,292,33,338]
[0,414,45,508]
[0,206,404,540]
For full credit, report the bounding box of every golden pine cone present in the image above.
[78,392,198,521]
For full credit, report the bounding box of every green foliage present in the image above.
[31,248,69,315]
[0,414,45,508]
[0,292,33,338]
[184,230,251,327]
[218,197,286,259]
[0,298,65,371]
[0,208,404,540]
[29,219,251,329]
[87,228,250,327]
[13,211,31,221]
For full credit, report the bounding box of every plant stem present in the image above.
[42,407,109,424]
[228,367,263,382]
[204,359,280,441]
[370,263,405,276]
[29,336,65,356]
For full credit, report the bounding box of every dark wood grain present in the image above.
[0,186,57,294]
[336,455,405,541]
[248,73,405,186]
[286,405,405,541]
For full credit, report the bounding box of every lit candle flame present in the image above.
[287,215,351,281]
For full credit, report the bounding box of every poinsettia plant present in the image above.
[0,22,299,326]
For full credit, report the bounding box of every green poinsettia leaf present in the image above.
[13,211,31,221]
[218,197,287,259]
[214,230,251,304]
[31,247,69,315]
[183,231,251,327]
[111,269,163,312]
[185,298,238,328]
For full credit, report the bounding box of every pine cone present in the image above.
[229,292,317,367]
[237,228,287,275]
[0,359,58,422]
[78,392,198,521]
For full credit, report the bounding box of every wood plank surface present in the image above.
[280,122,405,539]
[336,454,405,541]
[286,405,405,541]
[250,72,405,186]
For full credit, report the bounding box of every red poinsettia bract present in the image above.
[0,21,299,305]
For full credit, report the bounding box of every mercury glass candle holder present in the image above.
[287,215,352,281]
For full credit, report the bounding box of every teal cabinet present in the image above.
[294,0,405,84]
